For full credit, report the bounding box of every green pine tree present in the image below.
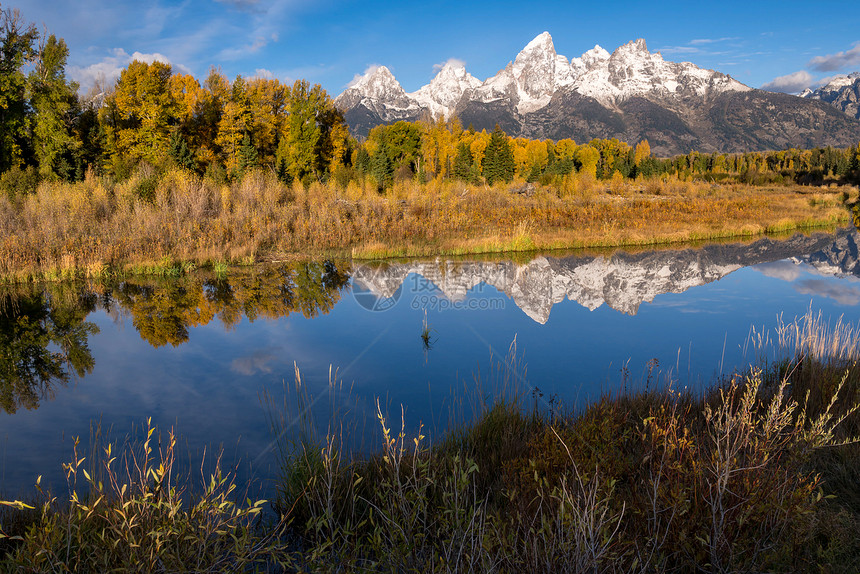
[355,147,371,174]
[238,134,258,174]
[371,139,393,190]
[0,8,38,173]
[483,125,514,185]
[452,142,473,181]
[169,131,195,171]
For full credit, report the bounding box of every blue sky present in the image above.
[15,0,860,96]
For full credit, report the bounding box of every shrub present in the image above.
[0,419,290,572]
[0,166,39,200]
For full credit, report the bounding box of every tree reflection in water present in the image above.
[0,287,98,414]
[0,261,352,413]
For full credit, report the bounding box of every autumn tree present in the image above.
[109,60,176,166]
[215,75,252,177]
[0,6,38,172]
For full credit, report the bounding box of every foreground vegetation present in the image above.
[2,311,859,572]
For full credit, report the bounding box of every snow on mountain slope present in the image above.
[334,65,420,122]
[336,33,750,123]
[571,39,750,106]
[799,72,860,120]
[409,62,482,120]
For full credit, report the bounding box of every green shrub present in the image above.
[0,419,290,572]
[0,165,39,200]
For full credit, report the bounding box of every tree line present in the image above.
[2,4,859,199]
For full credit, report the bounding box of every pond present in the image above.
[2,227,860,498]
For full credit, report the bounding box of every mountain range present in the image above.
[352,228,860,324]
[335,33,860,156]
[800,72,860,121]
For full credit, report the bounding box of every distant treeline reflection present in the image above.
[0,261,351,414]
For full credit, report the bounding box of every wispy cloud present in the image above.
[215,0,264,12]
[808,42,860,72]
[433,58,466,72]
[689,37,740,45]
[760,70,814,93]
[346,64,382,88]
[217,35,272,60]
[230,348,281,376]
[794,279,860,306]
[656,46,699,55]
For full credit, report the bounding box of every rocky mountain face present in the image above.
[800,73,860,120]
[352,229,860,324]
[335,33,860,155]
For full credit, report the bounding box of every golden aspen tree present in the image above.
[112,60,176,165]
[633,139,651,166]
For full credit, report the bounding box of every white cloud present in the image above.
[808,42,860,72]
[760,70,814,93]
[230,349,279,376]
[795,279,860,306]
[68,49,191,95]
[129,51,172,66]
[689,37,740,45]
[253,68,274,79]
[753,260,804,282]
[215,0,263,12]
[433,58,466,72]
[346,64,381,88]
[217,35,270,61]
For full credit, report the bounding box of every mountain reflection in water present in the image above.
[2,229,860,418]
[2,229,860,498]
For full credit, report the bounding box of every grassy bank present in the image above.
[2,311,859,572]
[0,167,853,283]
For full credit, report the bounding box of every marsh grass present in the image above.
[0,418,290,572]
[0,168,851,282]
[261,311,860,573]
[4,312,859,572]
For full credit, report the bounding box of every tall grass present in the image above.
[0,419,290,572]
[4,311,859,572]
[0,167,851,282]
[256,311,860,573]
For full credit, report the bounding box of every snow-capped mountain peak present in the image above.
[510,31,577,113]
[799,72,860,120]
[334,33,767,141]
[334,65,420,123]
[409,61,481,119]
[571,44,610,74]
[347,65,406,100]
[571,37,750,106]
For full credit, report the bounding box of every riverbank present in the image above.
[2,312,858,572]
[0,167,853,283]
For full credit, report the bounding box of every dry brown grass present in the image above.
[0,168,851,282]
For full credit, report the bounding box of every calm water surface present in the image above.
[3,228,860,497]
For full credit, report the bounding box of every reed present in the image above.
[0,168,851,282]
[3,312,859,572]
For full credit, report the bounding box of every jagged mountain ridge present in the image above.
[800,72,860,120]
[335,33,860,155]
[352,229,860,324]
